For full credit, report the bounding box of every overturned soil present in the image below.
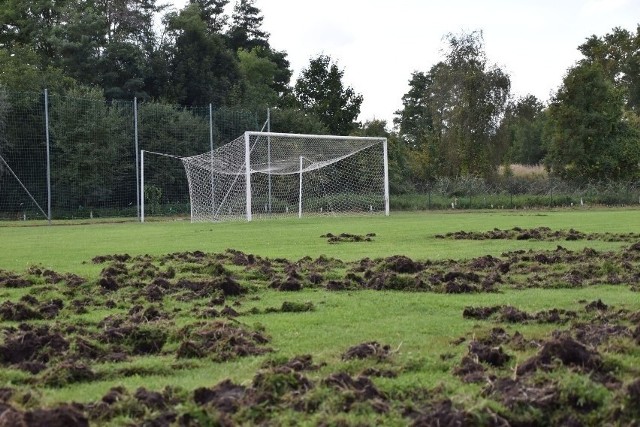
[0,230,638,425]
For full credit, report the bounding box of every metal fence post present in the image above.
[44,89,51,225]
[134,97,140,221]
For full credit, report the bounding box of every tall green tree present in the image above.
[395,31,510,180]
[164,4,241,106]
[189,0,229,33]
[0,0,68,64]
[227,0,268,51]
[293,55,363,135]
[394,71,434,147]
[578,25,640,112]
[497,95,546,165]
[545,62,638,181]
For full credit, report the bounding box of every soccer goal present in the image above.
[180,131,389,222]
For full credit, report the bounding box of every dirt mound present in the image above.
[463,305,576,324]
[572,323,631,347]
[342,341,391,361]
[177,321,271,361]
[194,379,247,413]
[99,323,167,356]
[0,326,68,367]
[463,305,502,320]
[517,336,602,375]
[39,270,86,287]
[321,232,376,243]
[453,356,485,383]
[92,254,131,264]
[437,227,640,243]
[0,270,32,288]
[499,306,531,323]
[134,387,166,410]
[0,404,88,427]
[383,255,422,273]
[409,399,477,426]
[485,377,558,413]
[270,276,302,291]
[468,341,511,367]
[0,301,42,321]
[324,372,388,412]
[43,361,97,387]
[585,299,608,311]
[262,354,323,372]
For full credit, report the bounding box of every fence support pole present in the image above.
[140,150,145,223]
[44,89,51,225]
[209,103,215,219]
[134,97,140,221]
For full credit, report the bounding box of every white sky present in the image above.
[168,0,640,125]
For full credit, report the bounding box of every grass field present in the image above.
[0,209,639,425]
[2,209,636,272]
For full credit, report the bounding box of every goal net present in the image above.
[181,131,389,222]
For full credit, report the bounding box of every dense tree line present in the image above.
[0,0,362,134]
[0,0,638,198]
[395,29,640,188]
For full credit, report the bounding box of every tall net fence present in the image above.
[182,132,388,222]
[0,89,258,221]
[0,90,48,220]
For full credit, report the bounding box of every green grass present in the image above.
[0,208,639,425]
[1,209,636,273]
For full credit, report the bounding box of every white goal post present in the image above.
[180,131,389,222]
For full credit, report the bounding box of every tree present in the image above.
[189,0,229,33]
[0,46,75,92]
[233,48,280,110]
[0,0,68,65]
[269,108,328,135]
[545,62,638,181]
[395,31,510,179]
[578,25,640,112]
[227,0,269,51]
[394,71,434,147]
[497,95,546,165]
[164,5,241,106]
[293,55,363,135]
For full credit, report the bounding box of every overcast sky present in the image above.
[168,0,640,125]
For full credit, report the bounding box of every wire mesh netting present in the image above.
[181,132,388,221]
[0,89,258,221]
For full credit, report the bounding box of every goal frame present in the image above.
[241,131,389,221]
[180,131,389,222]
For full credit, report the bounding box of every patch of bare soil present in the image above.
[0,270,32,288]
[383,255,422,274]
[321,232,376,243]
[0,404,89,427]
[463,305,577,324]
[324,372,389,413]
[177,321,271,361]
[408,399,504,427]
[342,341,391,361]
[516,336,603,375]
[0,325,68,371]
[436,227,640,242]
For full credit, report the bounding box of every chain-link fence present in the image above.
[0,89,259,221]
